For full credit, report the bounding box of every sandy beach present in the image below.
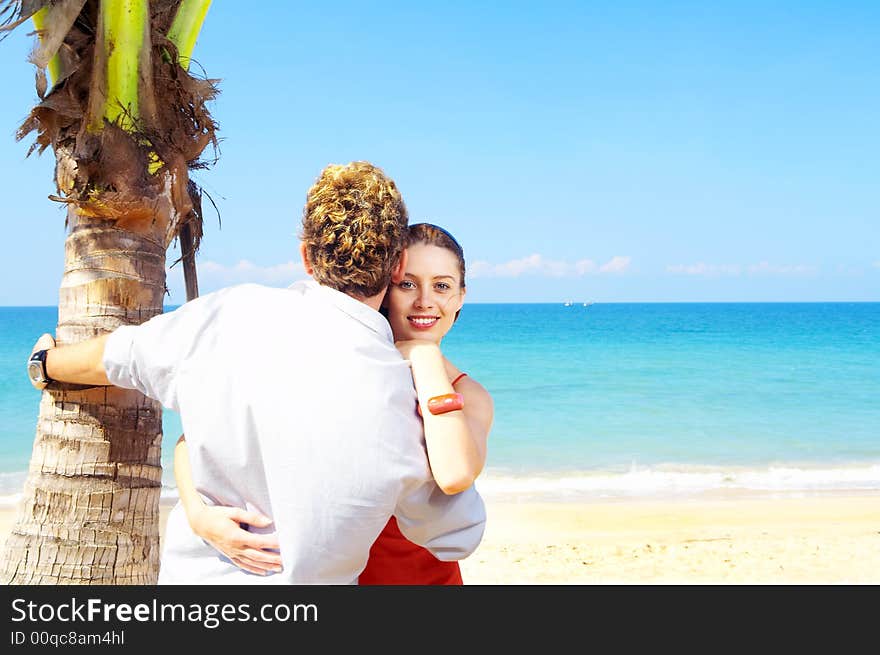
[1,492,878,584]
[460,494,880,584]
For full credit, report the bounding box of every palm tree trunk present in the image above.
[0,170,170,584]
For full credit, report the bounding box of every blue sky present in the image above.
[1,1,877,304]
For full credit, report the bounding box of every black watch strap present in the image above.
[29,349,51,383]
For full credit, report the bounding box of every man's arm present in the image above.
[29,333,111,390]
[394,482,487,561]
[30,285,240,409]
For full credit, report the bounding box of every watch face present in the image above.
[28,360,45,383]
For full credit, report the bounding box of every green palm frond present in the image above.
[167,0,211,71]
[98,0,148,131]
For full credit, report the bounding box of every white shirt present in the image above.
[103,280,486,584]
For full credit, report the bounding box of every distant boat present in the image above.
[583,301,594,307]
[563,301,572,307]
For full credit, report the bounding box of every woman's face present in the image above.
[384,242,465,343]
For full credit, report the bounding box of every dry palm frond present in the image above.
[0,0,50,33]
[8,0,219,248]
[28,0,86,95]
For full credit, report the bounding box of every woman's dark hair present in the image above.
[406,223,466,290]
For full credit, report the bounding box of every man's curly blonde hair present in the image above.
[302,161,409,298]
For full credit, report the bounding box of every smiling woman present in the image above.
[361,222,494,584]
[384,226,466,337]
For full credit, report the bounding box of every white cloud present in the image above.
[171,252,632,291]
[667,261,816,277]
[496,254,546,277]
[598,256,631,274]
[574,259,597,275]
[666,263,742,276]
[469,254,631,278]
[179,259,306,287]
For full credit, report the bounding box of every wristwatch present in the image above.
[27,349,52,386]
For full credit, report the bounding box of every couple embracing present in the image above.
[27,161,494,585]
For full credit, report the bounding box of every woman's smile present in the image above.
[408,315,440,330]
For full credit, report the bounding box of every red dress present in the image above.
[358,517,463,585]
[360,372,470,585]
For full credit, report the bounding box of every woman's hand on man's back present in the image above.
[190,505,283,576]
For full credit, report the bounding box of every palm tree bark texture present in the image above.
[0,0,216,584]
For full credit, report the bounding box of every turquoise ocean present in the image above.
[1,302,878,504]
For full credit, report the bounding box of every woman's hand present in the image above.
[395,338,440,361]
[189,505,283,576]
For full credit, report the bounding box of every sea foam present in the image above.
[1,463,878,508]
[475,462,880,501]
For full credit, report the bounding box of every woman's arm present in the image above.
[396,340,494,495]
[173,435,283,575]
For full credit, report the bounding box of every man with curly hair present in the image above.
[26,161,486,584]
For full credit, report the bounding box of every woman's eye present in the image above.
[399,280,415,290]
[435,283,451,292]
